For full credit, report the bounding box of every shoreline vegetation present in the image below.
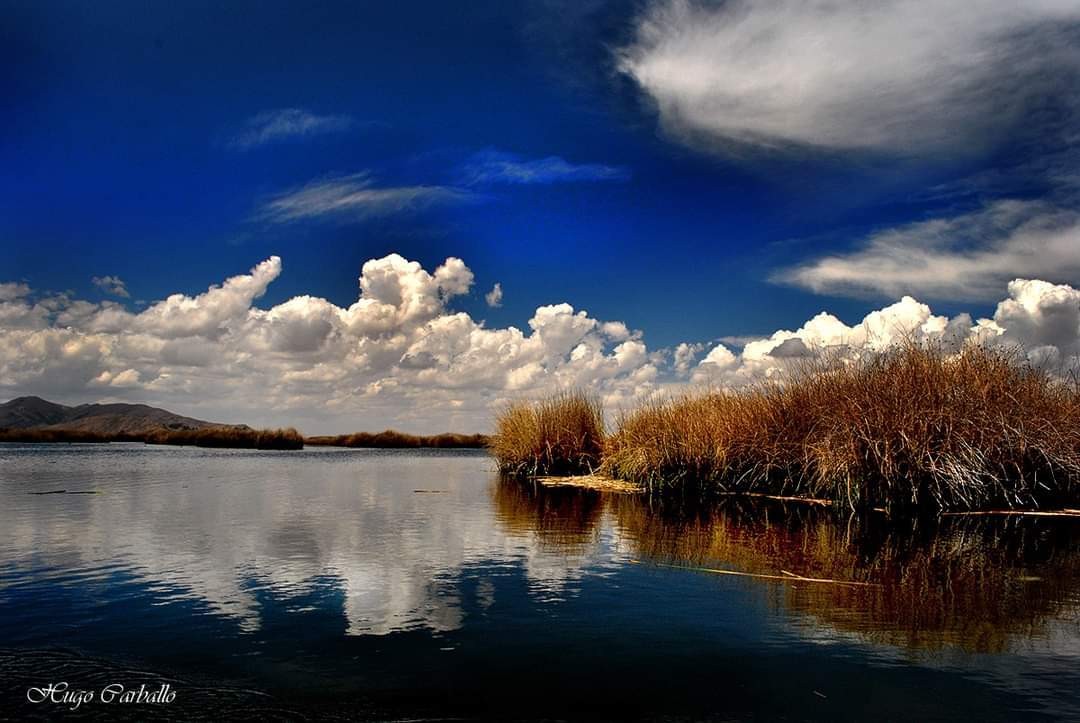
[492,344,1080,514]
[0,426,488,450]
[0,395,488,451]
[0,426,306,450]
[306,431,489,449]
[146,427,304,450]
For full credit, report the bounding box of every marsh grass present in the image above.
[490,391,605,476]
[144,426,304,450]
[306,431,488,448]
[0,427,113,444]
[603,343,1080,512]
[1,425,306,449]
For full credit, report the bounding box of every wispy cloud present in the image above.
[619,0,1080,155]
[91,275,130,298]
[227,108,354,150]
[775,200,1080,301]
[460,150,629,186]
[258,173,473,223]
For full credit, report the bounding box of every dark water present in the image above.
[1,444,1079,721]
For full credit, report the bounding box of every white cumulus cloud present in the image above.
[3,254,1079,433]
[0,282,31,302]
[91,275,130,298]
[692,282,1080,387]
[0,255,661,432]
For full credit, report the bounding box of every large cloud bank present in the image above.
[692,280,1080,387]
[0,255,658,432]
[2,254,1079,432]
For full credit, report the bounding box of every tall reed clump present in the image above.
[603,343,1080,512]
[490,391,605,476]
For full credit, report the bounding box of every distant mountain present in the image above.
[0,396,71,428]
[0,396,242,436]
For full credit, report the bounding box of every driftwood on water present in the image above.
[530,474,1080,518]
[715,491,833,507]
[941,509,1080,518]
[530,474,836,505]
[631,560,880,588]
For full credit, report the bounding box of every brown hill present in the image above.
[0,396,242,436]
[0,396,71,428]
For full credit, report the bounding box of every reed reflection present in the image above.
[492,476,606,554]
[494,477,1080,653]
[616,497,1080,653]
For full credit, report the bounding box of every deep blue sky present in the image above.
[1,0,1064,349]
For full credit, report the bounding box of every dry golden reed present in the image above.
[490,391,605,476]
[602,343,1080,512]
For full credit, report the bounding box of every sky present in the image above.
[3,0,1080,433]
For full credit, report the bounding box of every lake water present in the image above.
[1,443,1079,720]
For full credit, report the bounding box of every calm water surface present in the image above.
[1,443,1079,720]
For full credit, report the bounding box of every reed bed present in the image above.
[2,425,306,449]
[144,426,304,450]
[490,391,605,476]
[306,430,489,448]
[0,427,113,444]
[603,344,1080,512]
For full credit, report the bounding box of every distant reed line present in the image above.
[0,426,489,450]
[0,426,304,450]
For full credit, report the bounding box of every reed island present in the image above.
[491,343,1080,514]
